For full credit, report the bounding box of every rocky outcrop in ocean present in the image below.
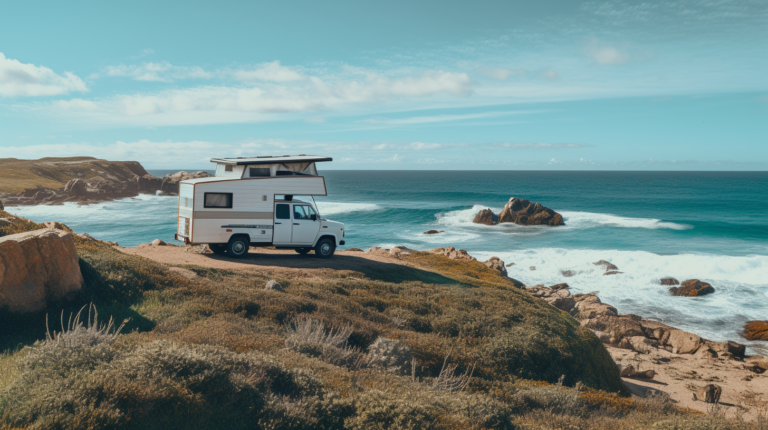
[669,279,715,297]
[472,198,564,227]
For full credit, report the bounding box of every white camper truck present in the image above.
[174,155,346,258]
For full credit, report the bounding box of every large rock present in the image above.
[669,279,715,297]
[659,277,680,286]
[483,257,508,277]
[434,247,476,262]
[497,198,565,226]
[664,329,703,354]
[743,321,768,341]
[63,179,87,196]
[593,260,619,272]
[0,229,83,313]
[473,209,497,225]
[160,171,211,196]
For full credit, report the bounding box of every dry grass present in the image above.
[1,238,756,429]
[0,157,149,193]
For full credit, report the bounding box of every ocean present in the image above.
[9,170,768,354]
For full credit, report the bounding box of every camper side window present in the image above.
[204,193,233,208]
[249,167,270,177]
[276,204,290,219]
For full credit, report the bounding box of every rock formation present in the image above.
[367,337,413,375]
[432,247,476,262]
[593,260,619,272]
[524,284,576,312]
[0,228,83,313]
[483,257,508,277]
[472,198,564,227]
[0,157,210,206]
[744,321,768,341]
[659,277,680,286]
[472,209,497,225]
[160,171,210,196]
[669,279,715,297]
[422,230,444,235]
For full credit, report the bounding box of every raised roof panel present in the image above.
[211,155,333,165]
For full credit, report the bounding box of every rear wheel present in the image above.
[227,236,250,258]
[314,238,335,258]
[295,247,312,255]
[210,244,227,255]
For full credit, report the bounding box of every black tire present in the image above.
[226,235,250,258]
[295,248,312,255]
[314,238,335,258]
[210,244,227,255]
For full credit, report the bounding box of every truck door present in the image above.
[273,203,292,244]
[291,204,321,245]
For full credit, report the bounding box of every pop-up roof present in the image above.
[210,155,333,165]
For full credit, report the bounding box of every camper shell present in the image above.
[175,155,345,258]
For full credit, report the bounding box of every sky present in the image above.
[0,0,766,170]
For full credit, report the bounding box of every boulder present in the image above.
[561,270,577,277]
[436,246,476,262]
[669,279,715,297]
[0,229,83,313]
[627,336,658,354]
[703,384,722,404]
[390,246,414,256]
[525,284,575,311]
[603,271,622,276]
[265,280,284,292]
[593,260,619,271]
[472,208,497,225]
[42,221,72,232]
[160,171,211,196]
[508,277,525,288]
[151,239,167,246]
[664,329,702,354]
[743,321,768,341]
[422,230,444,235]
[483,257,508,277]
[659,277,680,286]
[0,199,4,210]
[367,337,413,375]
[63,179,88,196]
[497,198,565,226]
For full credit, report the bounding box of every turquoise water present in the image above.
[9,170,768,353]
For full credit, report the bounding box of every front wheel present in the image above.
[314,238,335,258]
[227,236,250,258]
[295,248,312,255]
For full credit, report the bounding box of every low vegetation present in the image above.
[0,225,764,428]
[0,156,148,194]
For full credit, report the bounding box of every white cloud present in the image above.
[583,39,633,65]
[478,67,526,80]
[410,142,443,150]
[0,53,87,97]
[49,70,473,126]
[101,61,213,82]
[232,61,303,82]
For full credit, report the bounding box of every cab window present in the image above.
[293,205,310,220]
[276,204,290,219]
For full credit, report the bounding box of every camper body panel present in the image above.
[182,176,328,245]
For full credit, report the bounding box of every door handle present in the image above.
[293,223,300,225]
[275,222,282,225]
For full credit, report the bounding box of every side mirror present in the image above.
[310,214,318,221]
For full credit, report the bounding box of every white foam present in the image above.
[470,247,768,351]
[315,201,382,216]
[434,206,691,232]
[560,211,692,230]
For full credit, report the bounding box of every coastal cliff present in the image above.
[0,157,209,206]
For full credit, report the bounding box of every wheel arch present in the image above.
[315,234,338,246]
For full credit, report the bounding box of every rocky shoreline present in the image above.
[362,244,768,417]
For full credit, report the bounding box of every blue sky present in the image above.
[1,0,766,170]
